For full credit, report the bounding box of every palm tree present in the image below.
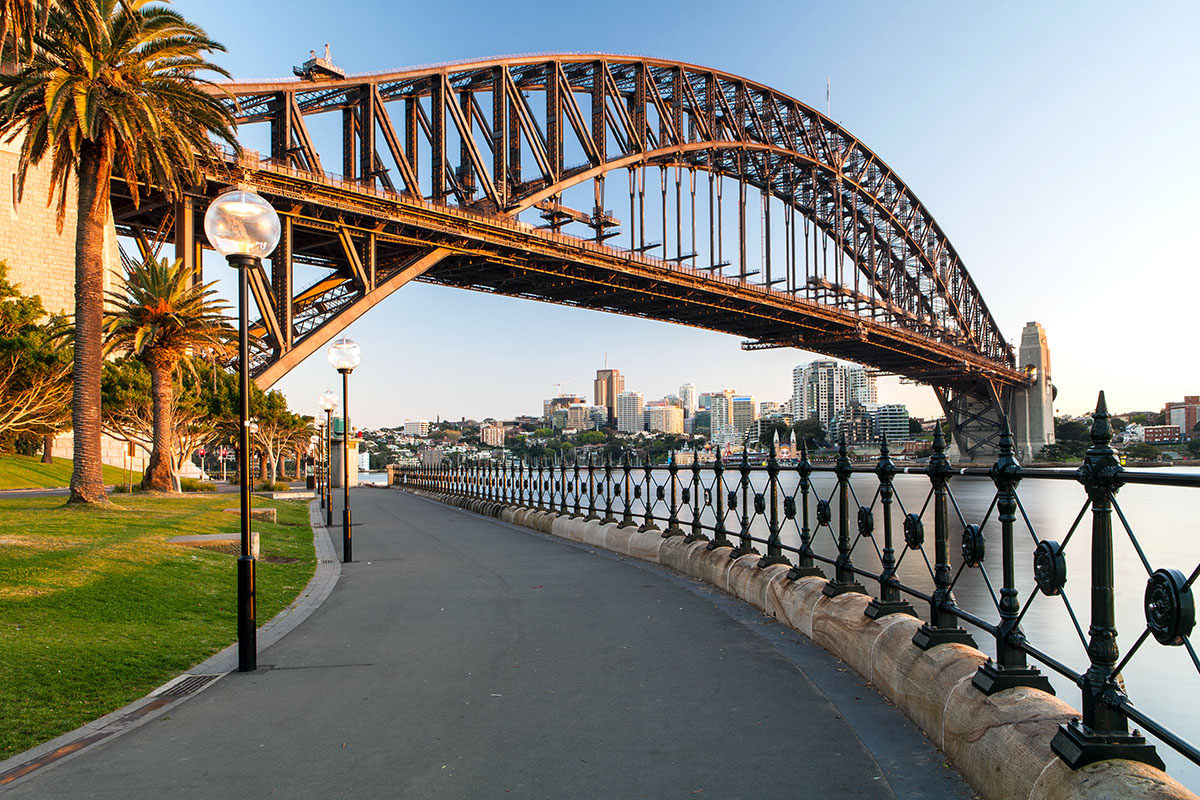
[104,256,233,492]
[0,0,44,60]
[0,0,237,504]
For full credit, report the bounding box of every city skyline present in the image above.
[178,0,1200,429]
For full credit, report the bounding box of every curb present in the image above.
[0,500,341,792]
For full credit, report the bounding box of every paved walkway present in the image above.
[3,489,971,799]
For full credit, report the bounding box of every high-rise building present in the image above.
[845,366,878,405]
[616,391,645,433]
[790,361,876,428]
[709,389,737,444]
[648,404,684,434]
[760,401,783,417]
[731,396,759,438]
[594,369,625,425]
[697,392,714,411]
[679,383,697,418]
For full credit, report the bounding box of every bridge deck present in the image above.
[7,490,970,799]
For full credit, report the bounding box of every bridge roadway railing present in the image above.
[392,391,1199,782]
[213,145,970,354]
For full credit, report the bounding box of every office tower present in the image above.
[731,395,759,438]
[566,403,593,431]
[874,404,910,444]
[616,391,645,433]
[679,383,697,418]
[845,366,878,405]
[587,405,609,430]
[709,389,737,444]
[594,369,625,425]
[543,395,584,422]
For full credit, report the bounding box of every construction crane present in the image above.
[552,381,572,397]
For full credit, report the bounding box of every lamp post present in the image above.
[313,418,325,508]
[318,389,338,526]
[328,338,361,563]
[204,189,281,673]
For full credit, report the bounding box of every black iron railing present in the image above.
[394,392,1199,776]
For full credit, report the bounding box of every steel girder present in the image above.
[154,54,1020,393]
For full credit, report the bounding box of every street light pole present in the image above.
[327,339,361,563]
[204,189,281,673]
[318,390,337,527]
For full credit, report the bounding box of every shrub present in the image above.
[179,477,216,492]
[255,480,290,492]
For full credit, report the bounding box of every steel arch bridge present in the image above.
[109,54,1038,460]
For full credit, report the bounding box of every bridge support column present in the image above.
[1008,321,1056,462]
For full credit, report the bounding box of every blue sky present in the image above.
[180,0,1200,427]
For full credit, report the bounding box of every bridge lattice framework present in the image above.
[110,54,1029,459]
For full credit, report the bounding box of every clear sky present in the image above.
[178,0,1200,428]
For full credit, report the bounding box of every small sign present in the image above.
[198,447,207,457]
[126,441,137,458]
[220,447,228,458]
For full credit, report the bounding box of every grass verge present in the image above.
[0,493,316,759]
[0,455,142,491]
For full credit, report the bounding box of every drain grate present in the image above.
[158,674,221,697]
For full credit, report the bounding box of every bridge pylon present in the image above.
[939,322,1055,464]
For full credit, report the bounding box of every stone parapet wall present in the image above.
[399,487,1197,800]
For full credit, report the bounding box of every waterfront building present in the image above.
[679,383,697,417]
[594,369,625,425]
[846,366,878,405]
[830,404,874,445]
[1145,424,1182,444]
[648,404,684,434]
[875,404,910,444]
[616,391,645,433]
[791,360,845,427]
[1164,396,1198,440]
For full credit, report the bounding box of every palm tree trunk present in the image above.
[68,144,110,505]
[141,357,175,491]
[41,433,53,464]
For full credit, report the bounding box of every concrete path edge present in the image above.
[0,500,341,791]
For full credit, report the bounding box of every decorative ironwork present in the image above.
[857,506,874,537]
[961,524,984,568]
[1145,569,1195,647]
[903,514,924,550]
[1034,540,1067,596]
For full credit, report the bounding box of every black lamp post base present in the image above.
[972,660,1055,696]
[912,623,977,650]
[1051,719,1164,771]
[237,555,256,672]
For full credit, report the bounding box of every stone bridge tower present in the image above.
[1008,321,1056,460]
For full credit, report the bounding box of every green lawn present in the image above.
[0,494,316,758]
[0,454,142,491]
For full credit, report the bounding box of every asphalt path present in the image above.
[4,489,972,799]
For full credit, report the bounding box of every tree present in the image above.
[0,0,44,60]
[104,258,233,491]
[1187,439,1200,459]
[0,263,70,453]
[792,418,826,449]
[101,357,216,485]
[908,418,923,438]
[0,0,238,504]
[1124,443,1161,463]
[576,430,606,445]
[250,391,307,485]
[1055,419,1090,444]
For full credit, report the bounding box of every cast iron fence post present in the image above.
[707,450,731,550]
[1051,392,1163,769]
[664,451,684,537]
[759,435,789,567]
[788,442,824,579]
[732,443,758,557]
[603,453,616,524]
[573,458,582,518]
[547,456,557,513]
[687,454,707,543]
[973,420,1053,693]
[586,455,599,520]
[913,425,976,648]
[640,456,659,532]
[619,450,636,528]
[823,437,866,597]
[866,435,914,618]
